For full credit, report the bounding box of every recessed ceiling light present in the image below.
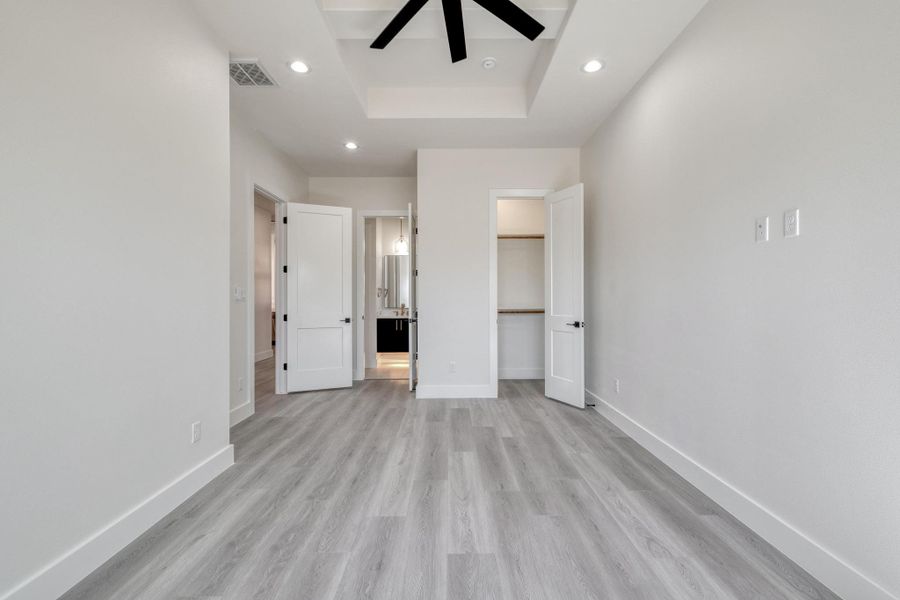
[482,57,497,70]
[582,59,604,73]
[344,141,359,150]
[289,60,310,74]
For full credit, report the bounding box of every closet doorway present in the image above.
[489,190,552,395]
[358,212,413,381]
[489,186,586,407]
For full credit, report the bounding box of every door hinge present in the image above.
[283,265,287,274]
[415,269,418,277]
[283,363,288,371]
[283,314,287,321]
[283,216,287,224]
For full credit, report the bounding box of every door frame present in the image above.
[235,185,287,428]
[488,188,554,397]
[356,209,408,381]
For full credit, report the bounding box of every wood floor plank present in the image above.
[447,554,502,600]
[449,451,495,554]
[388,480,449,600]
[332,516,404,600]
[60,371,841,600]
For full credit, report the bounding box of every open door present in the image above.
[408,203,418,392]
[544,184,585,408]
[285,203,353,392]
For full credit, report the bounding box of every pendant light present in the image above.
[393,221,409,255]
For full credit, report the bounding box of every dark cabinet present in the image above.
[377,318,409,353]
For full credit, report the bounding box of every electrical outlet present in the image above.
[755,217,769,243]
[191,422,202,444]
[238,377,244,392]
[784,209,800,238]
[615,379,621,394]
[449,361,456,374]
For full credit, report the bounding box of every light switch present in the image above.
[755,217,769,243]
[784,209,800,238]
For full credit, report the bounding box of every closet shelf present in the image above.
[498,234,544,240]
[498,308,545,315]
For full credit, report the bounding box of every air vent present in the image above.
[229,60,276,87]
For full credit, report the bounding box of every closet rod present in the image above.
[498,309,545,314]
[498,234,544,240]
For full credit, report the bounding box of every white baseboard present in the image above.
[586,389,897,600]
[498,367,544,380]
[229,400,254,427]
[254,349,273,362]
[416,384,496,399]
[2,445,234,600]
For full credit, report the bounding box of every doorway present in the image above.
[362,215,411,380]
[489,186,586,407]
[490,192,550,395]
[249,187,285,414]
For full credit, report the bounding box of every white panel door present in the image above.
[544,184,585,408]
[408,203,418,392]
[286,203,353,392]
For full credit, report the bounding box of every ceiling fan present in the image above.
[371,0,546,64]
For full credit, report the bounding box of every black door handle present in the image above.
[566,321,584,328]
[341,317,351,324]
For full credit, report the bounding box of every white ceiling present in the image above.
[191,0,707,176]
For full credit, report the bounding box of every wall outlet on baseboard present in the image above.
[615,379,621,394]
[449,361,456,374]
[191,422,202,444]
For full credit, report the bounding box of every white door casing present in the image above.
[408,203,418,392]
[286,203,353,392]
[544,184,585,408]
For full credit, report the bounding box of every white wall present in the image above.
[417,149,579,397]
[581,1,900,598]
[308,177,416,211]
[253,202,275,361]
[230,113,308,424]
[0,2,233,598]
[497,198,544,236]
[308,177,416,376]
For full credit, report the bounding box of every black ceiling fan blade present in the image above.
[441,0,467,63]
[371,0,430,49]
[471,0,545,41]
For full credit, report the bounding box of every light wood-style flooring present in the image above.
[61,362,840,599]
[365,352,410,380]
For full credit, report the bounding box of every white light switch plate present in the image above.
[191,421,202,444]
[755,217,769,243]
[784,209,800,238]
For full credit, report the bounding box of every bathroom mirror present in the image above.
[382,255,410,309]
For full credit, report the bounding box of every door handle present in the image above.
[566,321,585,328]
[341,317,351,324]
